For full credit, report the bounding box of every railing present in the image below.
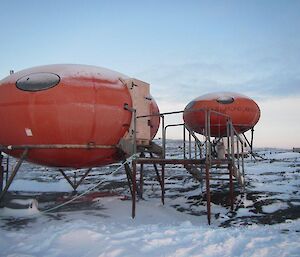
[136,108,246,186]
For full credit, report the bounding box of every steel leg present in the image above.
[229,163,234,210]
[124,162,134,197]
[75,168,91,190]
[0,149,28,202]
[139,163,144,199]
[205,162,211,225]
[161,164,165,205]
[132,160,137,218]
[59,168,91,191]
[59,169,77,191]
[139,152,145,199]
[0,153,3,192]
[150,152,163,188]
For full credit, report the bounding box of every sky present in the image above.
[0,0,299,148]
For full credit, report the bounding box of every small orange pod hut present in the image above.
[0,64,160,168]
[183,92,260,137]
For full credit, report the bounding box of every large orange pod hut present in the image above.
[0,64,160,168]
[183,92,260,137]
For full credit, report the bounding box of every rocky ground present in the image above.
[1,141,299,228]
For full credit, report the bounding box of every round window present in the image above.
[16,72,60,92]
[216,96,234,104]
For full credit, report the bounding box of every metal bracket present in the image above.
[0,149,28,202]
[59,168,91,192]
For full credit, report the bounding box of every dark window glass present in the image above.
[216,96,234,104]
[16,72,60,92]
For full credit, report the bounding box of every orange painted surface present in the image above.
[150,98,160,139]
[0,64,134,168]
[183,92,260,137]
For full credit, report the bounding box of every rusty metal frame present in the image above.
[0,149,28,202]
[132,160,137,218]
[150,152,164,190]
[205,162,211,224]
[0,144,116,151]
[229,163,234,211]
[0,153,4,192]
[138,152,146,199]
[0,144,116,203]
[125,152,167,218]
[59,168,92,192]
[124,162,134,196]
[134,109,244,225]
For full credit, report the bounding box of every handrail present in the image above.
[137,107,231,119]
[135,107,245,187]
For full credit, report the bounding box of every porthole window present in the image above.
[216,96,234,104]
[16,72,60,92]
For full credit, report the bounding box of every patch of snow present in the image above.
[0,197,299,257]
[9,179,77,192]
[0,200,40,217]
[262,202,289,213]
[0,147,300,256]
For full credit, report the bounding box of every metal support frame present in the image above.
[132,160,137,218]
[188,131,192,159]
[161,115,165,158]
[124,162,134,198]
[0,152,4,192]
[229,163,234,210]
[205,162,211,225]
[151,162,165,205]
[125,151,167,219]
[150,152,163,189]
[59,168,92,192]
[124,161,136,218]
[161,164,165,205]
[0,144,116,151]
[0,144,115,204]
[145,153,165,205]
[134,108,242,224]
[241,127,262,161]
[5,155,9,184]
[250,127,254,153]
[0,149,28,202]
[183,125,186,159]
[139,152,145,199]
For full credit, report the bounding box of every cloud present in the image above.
[137,58,300,105]
[141,61,300,148]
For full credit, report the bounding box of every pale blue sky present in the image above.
[1,0,300,147]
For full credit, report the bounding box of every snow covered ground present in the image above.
[0,143,299,257]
